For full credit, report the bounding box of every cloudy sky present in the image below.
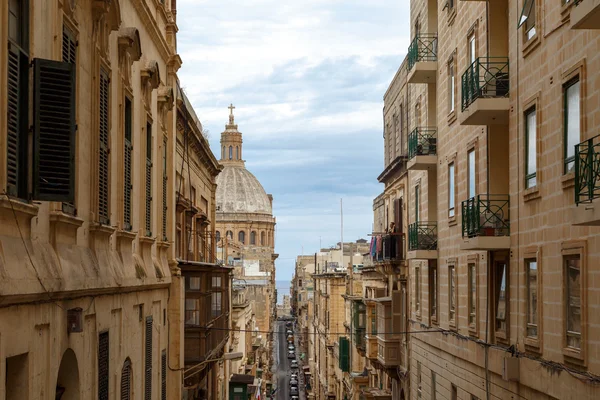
[177,0,410,283]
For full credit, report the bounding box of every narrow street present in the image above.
[273,321,290,399]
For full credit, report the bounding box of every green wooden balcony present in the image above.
[573,134,600,225]
[460,194,510,250]
[408,222,438,259]
[407,34,438,84]
[460,57,510,125]
[407,127,437,170]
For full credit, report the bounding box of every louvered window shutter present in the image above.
[6,42,24,197]
[98,331,110,400]
[162,138,168,241]
[121,359,132,400]
[98,69,110,225]
[161,350,167,400]
[124,98,133,230]
[32,58,76,202]
[145,317,153,400]
[145,123,153,236]
[62,26,76,65]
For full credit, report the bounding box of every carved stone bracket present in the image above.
[141,60,161,108]
[118,27,142,86]
[157,85,174,129]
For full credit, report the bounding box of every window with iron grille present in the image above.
[6,0,29,198]
[121,358,132,400]
[98,69,110,225]
[124,97,133,230]
[162,137,168,241]
[161,350,167,400]
[145,122,153,236]
[145,317,153,400]
[98,331,109,400]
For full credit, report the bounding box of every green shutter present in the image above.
[98,331,109,400]
[32,58,76,202]
[145,123,152,236]
[145,317,153,400]
[124,98,132,231]
[62,26,76,65]
[6,43,22,196]
[98,69,110,225]
[339,336,349,372]
[161,350,167,400]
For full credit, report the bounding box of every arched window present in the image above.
[121,358,132,400]
[229,146,233,160]
[238,231,245,244]
[215,231,221,244]
[250,231,256,245]
[236,146,239,160]
[261,231,266,246]
[226,230,233,239]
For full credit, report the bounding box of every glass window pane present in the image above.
[416,267,420,311]
[526,109,537,188]
[526,260,538,337]
[468,150,476,198]
[188,277,201,290]
[495,263,507,331]
[449,163,455,216]
[566,256,581,348]
[565,80,580,172]
[469,36,476,65]
[469,264,476,324]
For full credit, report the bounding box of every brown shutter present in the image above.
[162,137,168,241]
[98,69,110,225]
[62,26,76,65]
[124,98,133,230]
[145,317,153,400]
[121,359,132,400]
[98,331,110,400]
[145,123,153,236]
[32,58,76,202]
[6,43,22,196]
[161,350,167,400]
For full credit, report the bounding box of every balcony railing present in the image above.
[461,57,509,111]
[408,128,437,160]
[575,134,600,204]
[407,34,438,70]
[461,194,510,238]
[408,222,438,251]
[373,233,405,262]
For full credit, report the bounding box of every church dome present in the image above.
[216,165,272,214]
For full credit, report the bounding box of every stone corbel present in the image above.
[141,60,161,108]
[49,211,83,248]
[118,27,142,86]
[138,236,156,278]
[157,86,174,129]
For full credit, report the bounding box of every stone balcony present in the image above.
[571,0,600,29]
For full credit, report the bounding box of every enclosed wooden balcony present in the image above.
[407,34,438,84]
[460,57,510,126]
[460,194,510,250]
[571,0,600,29]
[407,128,437,170]
[573,134,600,225]
[365,335,378,360]
[407,222,438,259]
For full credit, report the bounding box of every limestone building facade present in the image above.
[214,106,278,396]
[0,0,181,399]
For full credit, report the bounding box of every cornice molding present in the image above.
[131,0,173,62]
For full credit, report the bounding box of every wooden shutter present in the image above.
[121,359,132,400]
[124,98,133,230]
[32,58,76,202]
[162,137,168,241]
[62,26,76,65]
[161,350,167,400]
[145,317,153,400]
[339,336,349,372]
[145,123,153,236]
[98,69,110,225]
[392,290,403,338]
[98,331,110,400]
[6,43,22,196]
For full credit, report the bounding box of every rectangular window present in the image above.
[431,371,437,400]
[493,261,508,336]
[429,261,438,323]
[451,385,458,400]
[415,185,420,223]
[448,60,455,113]
[162,137,168,240]
[124,97,133,230]
[449,264,456,324]
[564,78,580,173]
[525,108,537,188]
[468,263,477,328]
[98,69,110,224]
[524,0,536,40]
[448,163,455,217]
[185,299,200,325]
[468,149,476,199]
[468,33,476,65]
[565,255,581,349]
[145,317,153,400]
[526,259,538,338]
[98,331,109,400]
[417,361,422,398]
[415,267,421,315]
[187,276,201,290]
[145,122,153,236]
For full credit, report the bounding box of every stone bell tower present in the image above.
[219,104,244,165]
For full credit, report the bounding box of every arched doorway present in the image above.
[56,348,80,400]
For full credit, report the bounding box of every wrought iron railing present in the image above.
[372,233,405,262]
[408,222,438,251]
[461,57,509,111]
[408,127,437,160]
[462,194,510,238]
[407,34,438,70]
[575,134,600,204]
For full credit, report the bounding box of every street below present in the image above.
[273,320,290,399]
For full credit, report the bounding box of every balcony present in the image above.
[407,222,438,259]
[365,335,378,360]
[407,34,438,84]
[571,0,600,29]
[460,194,510,250]
[407,128,437,170]
[361,388,392,400]
[573,134,600,225]
[355,328,366,352]
[373,233,405,263]
[460,57,510,125]
[376,337,401,368]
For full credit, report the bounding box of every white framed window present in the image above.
[448,163,455,217]
[468,149,476,199]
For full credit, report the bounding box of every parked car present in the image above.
[288,351,296,359]
[286,329,293,335]
[291,360,298,368]
[290,396,299,400]
[288,344,295,351]
[290,378,298,387]
[290,387,299,396]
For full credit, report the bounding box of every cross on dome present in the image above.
[228,103,235,124]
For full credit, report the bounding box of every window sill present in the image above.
[469,324,478,337]
[448,320,457,332]
[447,110,457,126]
[524,337,541,354]
[563,346,586,366]
[561,172,575,190]
[523,186,541,202]
[561,1,573,24]
[522,33,541,58]
[448,216,457,227]
[0,197,39,238]
[49,211,83,246]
